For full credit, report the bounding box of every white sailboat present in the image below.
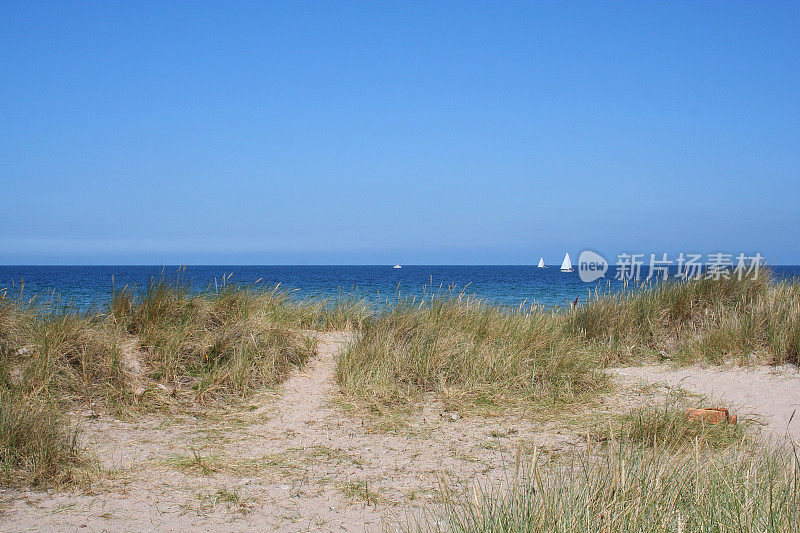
[560,253,573,272]
[537,257,547,268]
[393,264,402,269]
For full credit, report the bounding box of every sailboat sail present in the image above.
[560,253,573,271]
[537,257,546,268]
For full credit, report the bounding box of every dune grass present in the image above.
[613,397,745,450]
[337,273,800,410]
[2,273,799,489]
[336,292,605,407]
[0,281,360,487]
[0,296,129,404]
[433,407,798,532]
[108,282,318,401]
[568,273,800,365]
[1,282,337,408]
[0,389,83,487]
[435,443,800,532]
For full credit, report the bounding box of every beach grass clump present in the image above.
[0,296,103,487]
[434,435,799,532]
[337,292,604,406]
[0,296,129,403]
[569,274,767,347]
[568,273,800,364]
[614,400,744,450]
[0,281,331,486]
[0,389,83,487]
[310,296,374,331]
[111,281,371,332]
[761,280,800,365]
[1,280,337,409]
[109,282,316,401]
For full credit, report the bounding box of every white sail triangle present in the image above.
[537,257,546,268]
[560,253,573,271]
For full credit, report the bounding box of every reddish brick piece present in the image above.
[686,407,737,424]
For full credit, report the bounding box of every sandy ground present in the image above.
[609,364,800,443]
[0,332,583,532]
[3,332,798,532]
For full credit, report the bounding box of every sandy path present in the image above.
[609,364,800,443]
[7,334,795,531]
[0,332,581,532]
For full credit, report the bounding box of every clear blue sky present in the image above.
[1,1,798,264]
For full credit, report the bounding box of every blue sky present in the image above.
[1,1,798,264]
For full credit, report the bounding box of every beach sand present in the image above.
[609,363,800,443]
[0,332,582,532]
[2,333,798,531]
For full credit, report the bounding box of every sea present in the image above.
[1,265,799,313]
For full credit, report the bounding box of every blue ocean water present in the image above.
[1,265,799,313]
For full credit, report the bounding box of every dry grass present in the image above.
[0,281,344,487]
[2,273,799,493]
[433,409,799,532]
[1,282,328,408]
[109,282,317,401]
[0,296,129,404]
[612,397,746,450]
[0,389,83,487]
[338,274,800,412]
[163,449,288,477]
[336,292,606,408]
[568,272,800,365]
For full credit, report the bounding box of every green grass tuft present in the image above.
[337,292,606,407]
[568,272,800,365]
[615,398,745,450]
[0,389,83,487]
[434,432,799,532]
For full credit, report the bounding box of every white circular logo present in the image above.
[578,250,608,282]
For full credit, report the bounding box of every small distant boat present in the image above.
[537,257,547,268]
[393,264,402,269]
[560,253,573,272]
